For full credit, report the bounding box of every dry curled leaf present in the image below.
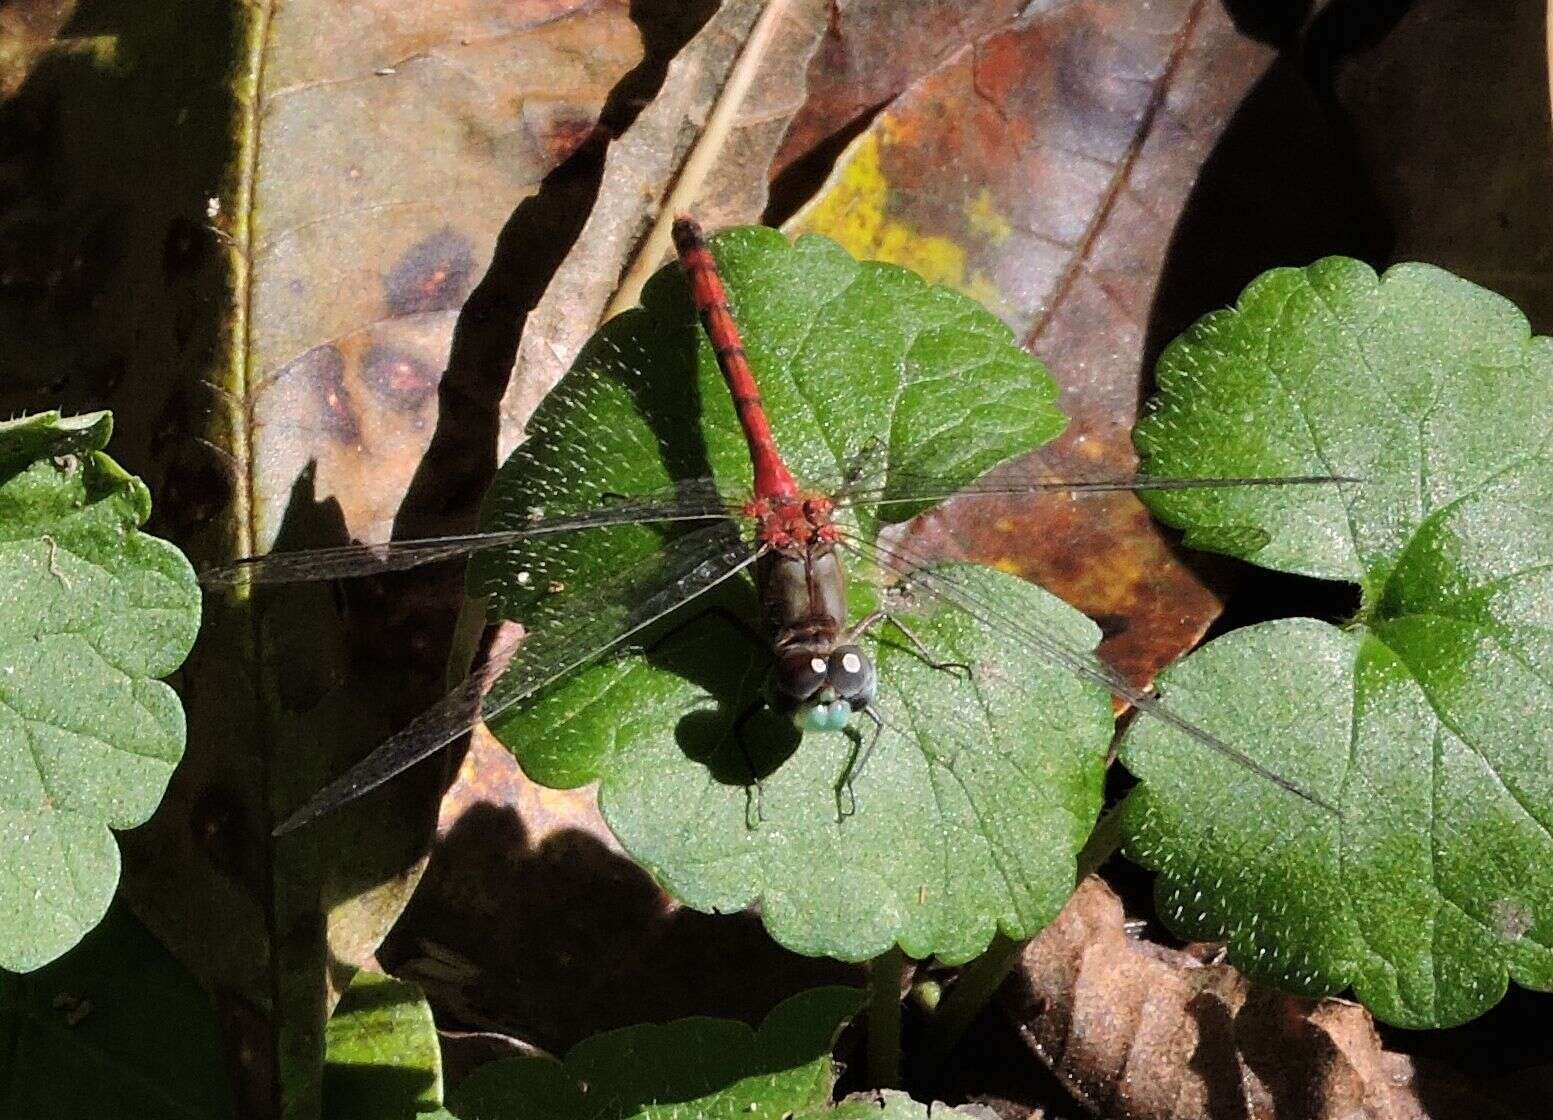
[1003,878,1509,1120]
[498,0,832,458]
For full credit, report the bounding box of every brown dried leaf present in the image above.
[785,1,1338,688]
[1004,877,1501,1120]
[770,0,1031,184]
[498,0,832,460]
[243,2,642,548]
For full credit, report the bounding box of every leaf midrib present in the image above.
[1368,618,1553,849]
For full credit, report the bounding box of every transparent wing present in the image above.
[273,521,763,834]
[837,528,1337,814]
[836,466,1359,513]
[202,479,738,586]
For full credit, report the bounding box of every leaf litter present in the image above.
[1004,876,1513,1120]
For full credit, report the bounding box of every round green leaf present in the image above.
[0,412,200,971]
[447,986,862,1120]
[324,970,444,1119]
[1125,259,1553,1027]
[472,228,1109,964]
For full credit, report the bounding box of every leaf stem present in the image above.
[919,935,1020,1072]
[867,946,906,1089]
[922,803,1128,1068]
[1075,799,1128,883]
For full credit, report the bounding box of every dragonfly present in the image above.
[207,217,1349,835]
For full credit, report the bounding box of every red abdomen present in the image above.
[672,217,799,501]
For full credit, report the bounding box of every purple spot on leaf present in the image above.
[384,226,476,316]
[361,343,439,410]
[290,345,358,442]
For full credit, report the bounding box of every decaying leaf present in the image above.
[499,0,831,457]
[1003,877,1513,1120]
[786,0,1362,689]
[769,0,1030,188]
[0,0,649,1111]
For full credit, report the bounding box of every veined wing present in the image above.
[201,479,739,586]
[837,529,1338,814]
[836,467,1359,513]
[273,520,764,834]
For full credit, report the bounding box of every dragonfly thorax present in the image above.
[747,492,840,553]
[758,537,875,733]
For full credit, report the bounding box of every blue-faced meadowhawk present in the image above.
[205,218,1350,834]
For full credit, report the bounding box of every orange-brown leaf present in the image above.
[788,1,1285,688]
[1004,877,1501,1120]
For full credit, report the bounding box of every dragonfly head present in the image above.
[776,644,877,733]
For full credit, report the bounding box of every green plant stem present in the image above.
[1075,798,1127,883]
[445,593,489,688]
[867,947,906,1089]
[919,935,1020,1072]
[922,802,1129,1069]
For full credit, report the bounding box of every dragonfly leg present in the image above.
[834,706,885,822]
[849,609,972,681]
[731,701,770,828]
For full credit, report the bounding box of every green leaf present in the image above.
[0,412,199,971]
[1124,258,1553,1027]
[0,412,114,478]
[473,228,1109,964]
[0,903,234,1119]
[323,970,444,1119]
[446,987,862,1120]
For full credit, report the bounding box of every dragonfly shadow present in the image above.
[377,797,859,1056]
[593,269,723,490]
[255,468,450,898]
[635,578,802,788]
